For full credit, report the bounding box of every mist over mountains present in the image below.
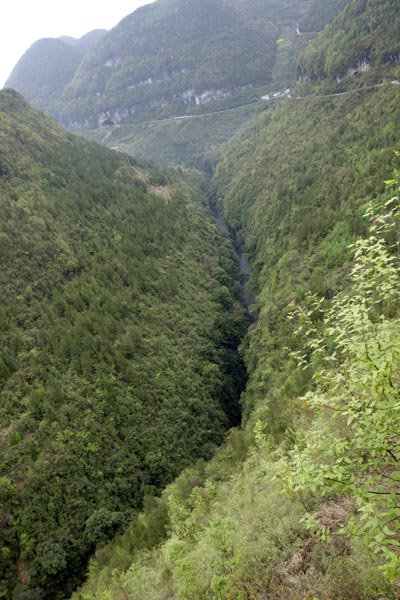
[7,0,312,130]
[5,30,107,117]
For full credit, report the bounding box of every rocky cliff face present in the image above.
[296,0,400,83]
[6,0,315,131]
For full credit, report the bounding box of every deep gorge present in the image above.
[2,0,400,597]
[0,89,251,598]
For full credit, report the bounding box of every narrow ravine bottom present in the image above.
[213,209,254,308]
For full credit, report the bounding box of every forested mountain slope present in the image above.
[298,0,350,32]
[0,89,247,599]
[74,134,400,600]
[209,0,400,465]
[59,30,107,55]
[5,31,107,115]
[3,0,400,598]
[297,0,400,84]
[213,83,400,431]
[6,0,316,167]
[59,0,282,129]
[5,0,355,171]
[6,0,373,175]
[71,1,400,598]
[5,39,83,114]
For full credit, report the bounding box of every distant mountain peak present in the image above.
[5,29,108,114]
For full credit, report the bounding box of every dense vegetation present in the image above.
[3,0,400,598]
[5,31,107,116]
[58,30,107,55]
[299,0,351,32]
[60,0,280,129]
[71,0,400,594]
[6,0,316,134]
[213,83,400,433]
[83,101,268,172]
[6,0,354,170]
[0,89,248,598]
[5,39,82,114]
[297,0,400,84]
[73,163,400,599]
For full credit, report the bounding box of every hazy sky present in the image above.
[1,0,155,88]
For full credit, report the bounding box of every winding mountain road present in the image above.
[103,80,399,137]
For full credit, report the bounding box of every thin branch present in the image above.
[387,449,399,463]
[383,515,400,528]
[323,477,400,496]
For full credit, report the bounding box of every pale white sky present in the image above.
[1,0,155,88]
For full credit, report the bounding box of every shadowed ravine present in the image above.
[213,209,254,308]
